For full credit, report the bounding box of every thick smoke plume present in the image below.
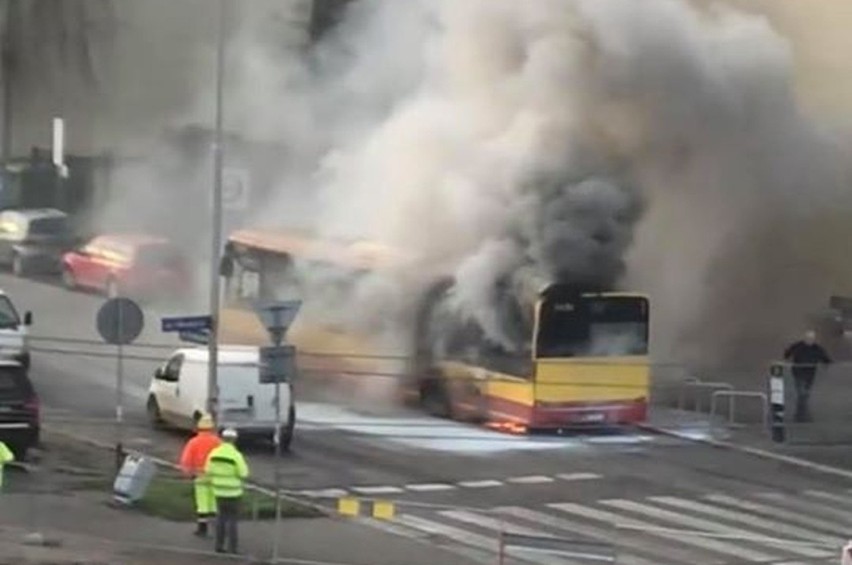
[241,0,651,349]
[174,0,852,370]
[238,0,852,368]
[13,0,852,374]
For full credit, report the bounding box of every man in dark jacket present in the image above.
[784,330,831,422]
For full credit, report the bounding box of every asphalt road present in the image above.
[4,272,852,565]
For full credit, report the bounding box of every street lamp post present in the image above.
[208,0,227,420]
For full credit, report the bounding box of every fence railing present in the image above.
[677,378,734,412]
[710,390,768,426]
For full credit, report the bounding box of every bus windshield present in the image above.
[535,295,648,358]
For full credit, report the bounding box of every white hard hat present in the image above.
[222,427,238,440]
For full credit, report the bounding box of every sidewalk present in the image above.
[0,489,481,565]
[645,407,852,477]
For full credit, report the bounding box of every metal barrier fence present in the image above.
[677,378,734,412]
[22,332,852,446]
[710,390,768,426]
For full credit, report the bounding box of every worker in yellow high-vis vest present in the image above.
[0,440,15,490]
[204,428,249,555]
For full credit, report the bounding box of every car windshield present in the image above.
[0,296,20,329]
[28,216,69,236]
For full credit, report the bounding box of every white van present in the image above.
[0,290,32,369]
[146,346,295,450]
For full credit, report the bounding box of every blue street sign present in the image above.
[161,315,212,333]
[179,329,210,345]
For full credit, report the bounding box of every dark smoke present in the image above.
[519,173,643,288]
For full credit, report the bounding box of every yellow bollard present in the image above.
[337,497,360,517]
[371,500,395,520]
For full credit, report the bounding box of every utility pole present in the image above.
[207,0,228,420]
[1,0,16,162]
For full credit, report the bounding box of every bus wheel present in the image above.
[147,396,164,428]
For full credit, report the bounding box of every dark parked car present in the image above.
[0,362,39,459]
[0,208,74,276]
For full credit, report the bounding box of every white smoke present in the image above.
[577,0,852,366]
[246,0,651,346]
[92,0,850,371]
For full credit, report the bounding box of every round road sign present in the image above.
[97,297,144,345]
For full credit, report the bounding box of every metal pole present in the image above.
[54,8,67,212]
[1,0,15,162]
[273,377,282,562]
[207,0,227,421]
[115,304,125,473]
[272,328,283,562]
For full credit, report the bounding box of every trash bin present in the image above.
[113,453,156,505]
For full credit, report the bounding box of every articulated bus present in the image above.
[218,228,650,431]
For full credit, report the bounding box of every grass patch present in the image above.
[136,473,323,522]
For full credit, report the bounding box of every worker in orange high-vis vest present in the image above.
[179,414,221,537]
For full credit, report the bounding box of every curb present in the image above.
[638,423,852,481]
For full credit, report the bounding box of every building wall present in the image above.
[0,0,314,159]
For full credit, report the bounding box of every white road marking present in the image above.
[551,501,772,563]
[457,480,504,488]
[397,514,566,565]
[649,496,835,557]
[601,498,780,561]
[495,506,682,565]
[295,488,349,498]
[705,494,848,537]
[438,510,581,565]
[807,489,852,508]
[396,514,497,553]
[556,472,602,481]
[758,491,852,526]
[439,509,548,537]
[405,483,456,492]
[350,485,404,495]
[507,475,555,484]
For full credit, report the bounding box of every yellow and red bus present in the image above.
[218,228,650,431]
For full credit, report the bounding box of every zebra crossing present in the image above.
[390,487,852,565]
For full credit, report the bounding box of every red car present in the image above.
[61,234,191,299]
